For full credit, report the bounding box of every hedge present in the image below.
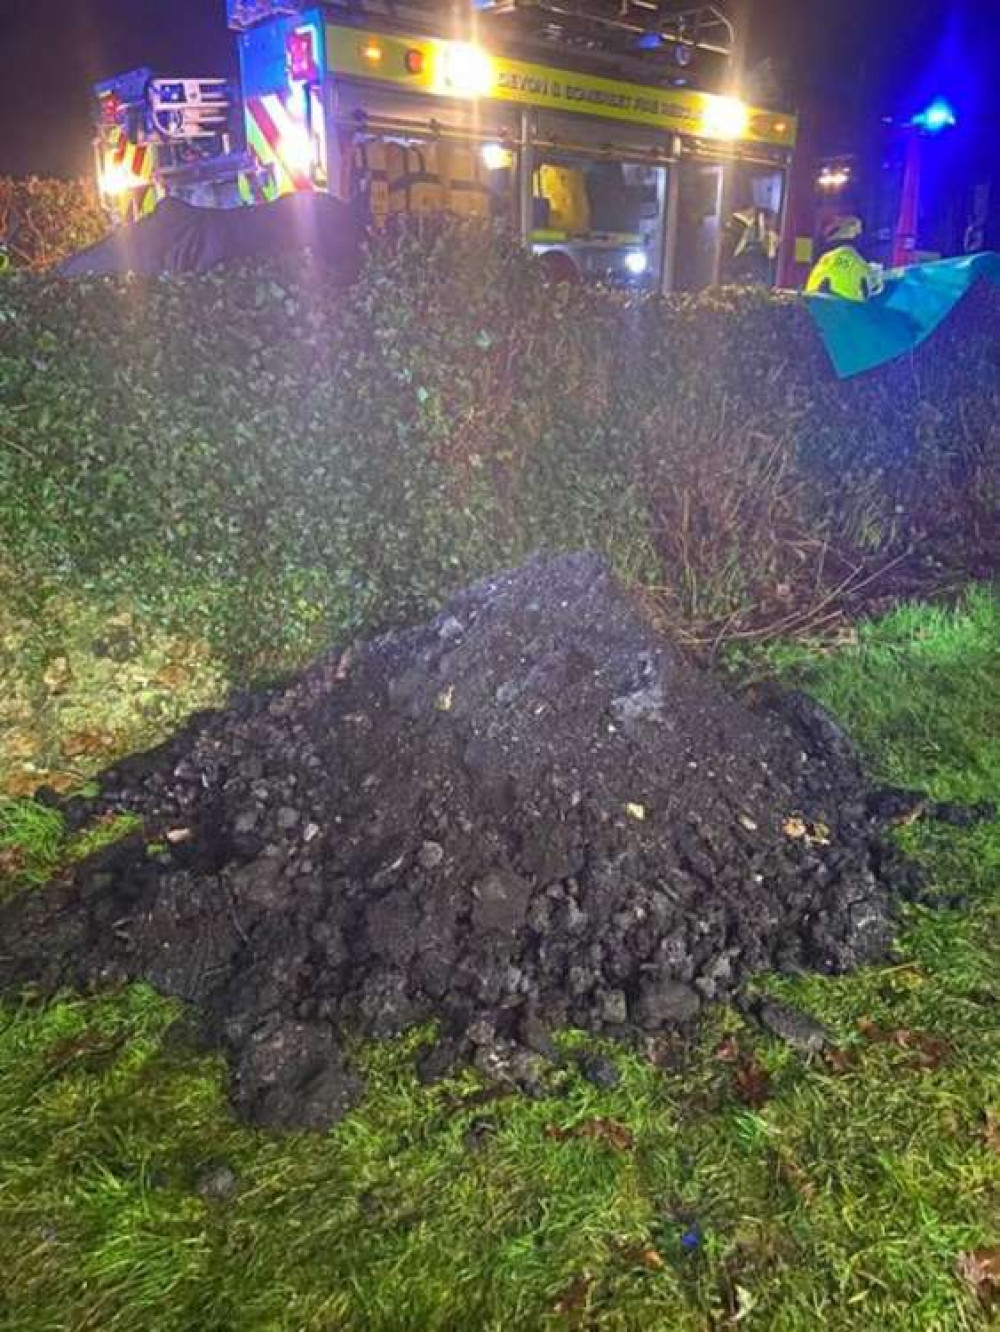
[1,225,998,674]
[0,178,108,272]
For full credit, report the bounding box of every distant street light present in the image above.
[818,165,852,191]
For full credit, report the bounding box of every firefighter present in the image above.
[805,245,884,301]
[818,213,864,254]
[728,204,780,283]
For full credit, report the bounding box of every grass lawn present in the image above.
[1,588,1000,1330]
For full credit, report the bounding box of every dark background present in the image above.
[0,0,995,177]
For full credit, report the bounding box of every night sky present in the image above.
[0,0,994,177]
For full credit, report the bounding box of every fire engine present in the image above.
[93,0,799,291]
[93,68,245,224]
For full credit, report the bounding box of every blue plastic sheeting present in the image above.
[803,252,1000,380]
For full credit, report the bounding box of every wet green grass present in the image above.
[0,798,141,902]
[1,588,1000,1330]
[0,797,64,888]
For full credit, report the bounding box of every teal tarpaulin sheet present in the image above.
[803,251,1000,380]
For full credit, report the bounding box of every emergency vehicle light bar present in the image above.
[95,67,155,106]
[227,0,304,30]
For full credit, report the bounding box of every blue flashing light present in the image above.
[912,97,957,133]
[228,0,303,31]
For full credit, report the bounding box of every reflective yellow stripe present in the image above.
[246,106,294,195]
[325,24,797,149]
[245,95,315,196]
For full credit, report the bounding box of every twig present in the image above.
[0,432,37,461]
[223,879,251,948]
[721,549,912,643]
[677,547,912,650]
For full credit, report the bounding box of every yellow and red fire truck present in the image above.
[95,0,799,291]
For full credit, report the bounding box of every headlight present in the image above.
[437,43,495,98]
[701,95,750,141]
[100,163,141,197]
[625,250,649,276]
[280,124,314,174]
[481,142,512,171]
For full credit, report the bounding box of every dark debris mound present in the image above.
[0,553,933,1130]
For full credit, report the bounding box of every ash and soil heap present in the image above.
[0,554,915,1128]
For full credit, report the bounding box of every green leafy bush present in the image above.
[630,281,1000,552]
[0,178,107,272]
[1,225,998,675]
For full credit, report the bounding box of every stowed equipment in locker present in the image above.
[353,137,494,225]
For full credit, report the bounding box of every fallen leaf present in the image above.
[903,1032,950,1071]
[858,1020,950,1070]
[165,827,193,845]
[717,1263,759,1327]
[44,1031,125,1073]
[781,815,830,846]
[3,771,44,798]
[982,1110,1000,1154]
[436,685,455,712]
[618,1243,665,1271]
[553,1272,593,1315]
[714,1035,741,1064]
[642,1032,686,1071]
[581,1118,635,1150]
[823,1047,855,1075]
[809,820,832,847]
[545,1117,635,1151]
[44,1032,106,1066]
[62,730,113,759]
[626,802,646,821]
[733,1056,772,1108]
[153,663,191,689]
[731,1283,759,1323]
[958,1247,1000,1308]
[0,846,27,879]
[3,730,38,760]
[4,769,77,798]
